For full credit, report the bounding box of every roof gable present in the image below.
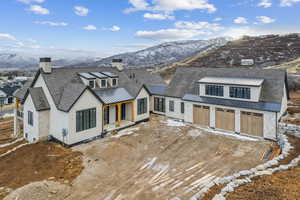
[166,67,286,103]
[28,87,50,111]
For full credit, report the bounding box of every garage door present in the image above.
[193,105,210,126]
[241,112,263,137]
[216,108,235,131]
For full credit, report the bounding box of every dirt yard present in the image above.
[0,115,274,200]
[0,142,83,200]
[58,115,271,200]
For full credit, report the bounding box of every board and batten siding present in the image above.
[165,97,185,120]
[280,84,288,118]
[67,89,103,145]
[184,101,277,140]
[134,88,150,122]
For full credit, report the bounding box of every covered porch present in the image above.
[103,100,135,132]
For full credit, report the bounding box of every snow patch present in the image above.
[161,119,186,127]
[111,127,140,138]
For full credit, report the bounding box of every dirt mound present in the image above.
[0,142,83,199]
[4,181,71,200]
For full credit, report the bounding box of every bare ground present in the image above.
[65,115,271,200]
[0,115,274,200]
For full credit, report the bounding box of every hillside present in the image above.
[79,37,229,68]
[159,34,300,81]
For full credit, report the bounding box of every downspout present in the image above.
[276,112,278,140]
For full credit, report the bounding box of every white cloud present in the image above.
[125,0,216,13]
[15,41,41,49]
[220,26,299,39]
[280,0,300,6]
[0,33,16,41]
[175,21,223,31]
[74,6,89,16]
[110,26,121,31]
[256,16,275,24]
[18,0,44,4]
[27,38,37,43]
[83,25,97,31]
[135,29,208,41]
[214,17,223,21]
[143,13,174,20]
[34,21,68,26]
[234,17,248,24]
[258,0,272,8]
[29,5,49,15]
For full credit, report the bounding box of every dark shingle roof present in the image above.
[147,84,168,96]
[39,67,141,112]
[166,67,287,104]
[28,87,50,111]
[124,68,167,95]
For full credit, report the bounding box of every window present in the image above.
[28,111,33,126]
[229,87,251,99]
[137,98,147,115]
[154,97,165,113]
[181,102,185,114]
[89,80,95,88]
[169,100,174,112]
[76,108,96,132]
[112,78,118,87]
[101,79,107,88]
[205,85,224,97]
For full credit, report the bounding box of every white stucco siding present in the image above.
[38,110,50,140]
[23,95,39,143]
[199,84,261,102]
[184,100,277,140]
[67,89,102,145]
[165,97,184,120]
[33,74,69,142]
[135,88,150,122]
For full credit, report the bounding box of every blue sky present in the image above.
[0,0,299,58]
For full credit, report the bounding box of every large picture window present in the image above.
[205,85,224,97]
[76,108,96,132]
[154,97,165,113]
[28,111,33,126]
[230,87,251,99]
[138,98,147,115]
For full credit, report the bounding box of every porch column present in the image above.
[13,98,20,137]
[117,103,121,127]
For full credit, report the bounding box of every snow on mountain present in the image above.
[79,37,229,68]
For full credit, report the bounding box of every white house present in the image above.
[152,67,288,141]
[14,58,166,146]
[14,58,288,145]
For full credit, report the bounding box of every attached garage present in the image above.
[193,105,210,127]
[241,111,263,137]
[216,108,235,132]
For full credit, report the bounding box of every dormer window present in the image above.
[112,78,118,87]
[89,80,95,88]
[101,79,107,88]
[205,85,224,97]
[230,87,251,99]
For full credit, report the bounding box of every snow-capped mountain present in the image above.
[78,37,229,68]
[0,53,96,69]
